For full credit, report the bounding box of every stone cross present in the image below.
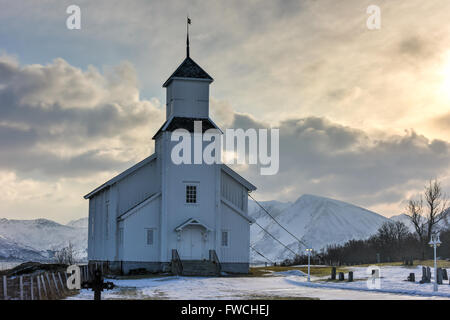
[81,269,115,300]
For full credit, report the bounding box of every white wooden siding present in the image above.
[116,159,159,216]
[122,198,161,262]
[221,171,246,211]
[219,203,250,263]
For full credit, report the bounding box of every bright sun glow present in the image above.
[440,52,450,99]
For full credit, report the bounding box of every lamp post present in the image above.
[428,234,441,292]
[306,248,313,282]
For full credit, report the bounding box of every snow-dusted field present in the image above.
[291,265,450,298]
[68,265,450,300]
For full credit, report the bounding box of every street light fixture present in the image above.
[428,234,442,292]
[305,248,313,282]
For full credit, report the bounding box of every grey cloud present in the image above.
[228,114,450,210]
[0,56,164,178]
[399,37,425,57]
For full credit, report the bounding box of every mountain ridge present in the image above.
[249,194,390,262]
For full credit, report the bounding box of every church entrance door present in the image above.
[179,226,204,260]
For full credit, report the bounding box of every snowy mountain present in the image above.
[0,218,88,262]
[66,217,89,229]
[249,194,389,263]
[0,235,48,261]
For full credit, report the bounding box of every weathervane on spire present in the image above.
[186,16,191,57]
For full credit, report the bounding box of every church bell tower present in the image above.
[162,19,214,121]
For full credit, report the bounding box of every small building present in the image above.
[84,38,256,275]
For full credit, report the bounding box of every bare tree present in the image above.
[406,179,449,259]
[424,179,448,239]
[406,199,426,259]
[54,242,76,265]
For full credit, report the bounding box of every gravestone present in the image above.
[338,272,345,281]
[426,267,431,282]
[331,267,336,280]
[437,268,443,285]
[420,266,430,284]
[407,273,415,282]
[443,269,448,281]
[348,271,353,282]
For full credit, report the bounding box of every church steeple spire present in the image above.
[186,16,191,58]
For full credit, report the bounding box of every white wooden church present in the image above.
[84,32,256,275]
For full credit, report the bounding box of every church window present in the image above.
[186,185,197,203]
[146,229,154,245]
[221,230,229,247]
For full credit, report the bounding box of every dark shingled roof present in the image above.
[152,117,219,139]
[163,57,213,87]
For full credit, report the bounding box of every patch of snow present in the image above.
[67,266,450,300]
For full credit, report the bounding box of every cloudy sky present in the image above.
[1,0,450,223]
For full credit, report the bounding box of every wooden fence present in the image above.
[0,264,92,300]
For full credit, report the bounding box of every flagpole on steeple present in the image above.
[186,16,191,58]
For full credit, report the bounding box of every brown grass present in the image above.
[249,266,348,277]
[353,259,450,268]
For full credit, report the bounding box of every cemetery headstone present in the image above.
[407,273,415,282]
[420,266,430,284]
[338,272,345,281]
[348,271,353,282]
[331,267,336,280]
[442,269,448,281]
[437,268,443,285]
[426,267,431,282]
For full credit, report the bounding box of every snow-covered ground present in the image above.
[290,265,450,298]
[68,265,450,300]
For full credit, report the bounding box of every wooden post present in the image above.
[20,276,24,300]
[30,276,34,300]
[45,273,53,297]
[3,275,7,300]
[64,270,68,285]
[37,275,42,300]
[40,274,47,299]
[52,273,60,295]
[57,272,64,292]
